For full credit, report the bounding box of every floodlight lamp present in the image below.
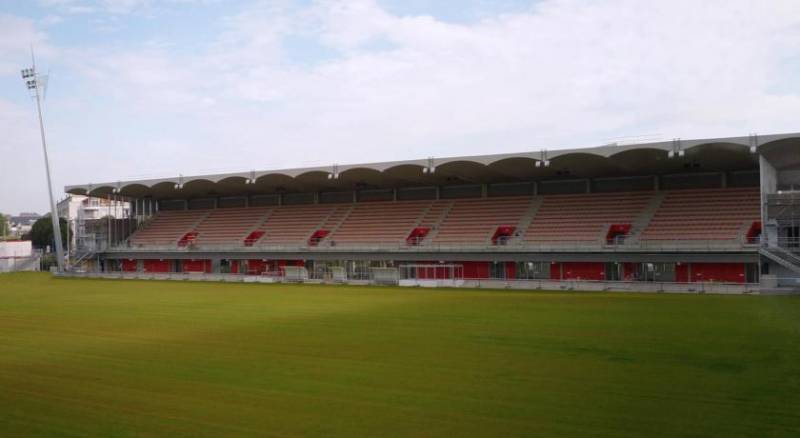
[429,167,436,174]
[750,145,757,154]
[668,151,675,158]
[678,150,685,157]
[544,160,550,167]
[26,80,37,89]
[535,161,542,168]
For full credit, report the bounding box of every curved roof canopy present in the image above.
[65,132,800,200]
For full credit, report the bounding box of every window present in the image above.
[516,261,549,279]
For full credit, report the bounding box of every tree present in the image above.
[0,213,7,238]
[29,215,68,251]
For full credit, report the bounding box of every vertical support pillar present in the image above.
[107,194,112,249]
[585,179,591,193]
[435,186,441,200]
[721,172,728,188]
[653,175,660,191]
[393,188,398,202]
[481,184,488,198]
[533,181,538,196]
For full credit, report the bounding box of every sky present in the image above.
[1,0,799,214]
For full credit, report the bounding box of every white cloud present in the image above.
[4,0,800,213]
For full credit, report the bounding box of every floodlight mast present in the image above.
[22,50,65,272]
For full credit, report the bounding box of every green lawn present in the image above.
[0,273,798,437]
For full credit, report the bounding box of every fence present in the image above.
[55,270,769,295]
[0,256,41,273]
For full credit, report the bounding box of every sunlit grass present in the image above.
[0,272,798,436]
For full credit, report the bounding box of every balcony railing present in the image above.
[108,235,759,254]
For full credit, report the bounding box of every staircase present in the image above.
[626,191,666,243]
[759,245,800,275]
[318,204,355,245]
[418,201,454,245]
[70,250,95,271]
[513,196,543,243]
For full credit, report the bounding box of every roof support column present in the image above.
[653,175,660,191]
[585,179,591,193]
[392,188,397,202]
[481,184,488,198]
[107,194,111,250]
[721,172,728,188]
[533,181,538,196]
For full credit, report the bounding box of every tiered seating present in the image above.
[192,207,271,246]
[125,188,760,249]
[525,192,653,243]
[329,201,430,244]
[640,188,760,241]
[129,210,207,246]
[417,201,451,231]
[254,204,338,245]
[433,197,532,244]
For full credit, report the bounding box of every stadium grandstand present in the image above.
[63,132,800,292]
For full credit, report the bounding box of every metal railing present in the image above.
[55,271,764,294]
[108,235,758,254]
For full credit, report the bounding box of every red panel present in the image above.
[244,231,265,247]
[143,259,171,273]
[746,221,762,244]
[182,259,211,273]
[247,259,268,275]
[406,227,430,245]
[562,262,605,281]
[463,261,489,279]
[675,263,689,283]
[121,259,137,272]
[308,230,329,246]
[690,263,745,283]
[550,262,561,280]
[505,261,516,279]
[231,260,239,274]
[623,262,638,281]
[178,231,198,247]
[606,224,632,243]
[492,226,516,245]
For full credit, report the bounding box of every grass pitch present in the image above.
[0,273,799,437]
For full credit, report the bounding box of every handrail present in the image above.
[106,236,758,253]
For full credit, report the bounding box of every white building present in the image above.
[57,195,130,257]
[0,241,39,272]
[58,195,129,222]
